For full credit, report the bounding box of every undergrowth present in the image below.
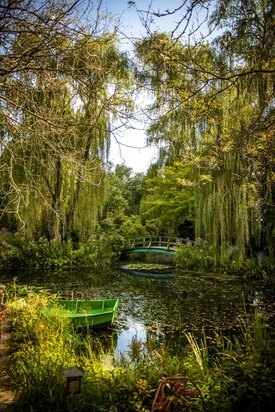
[176,245,274,280]
[6,292,274,411]
[0,232,115,269]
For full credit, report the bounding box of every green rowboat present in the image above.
[43,299,119,329]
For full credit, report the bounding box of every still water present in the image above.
[0,267,274,355]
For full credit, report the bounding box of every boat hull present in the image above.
[44,299,119,329]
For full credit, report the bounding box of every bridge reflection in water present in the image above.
[121,268,176,279]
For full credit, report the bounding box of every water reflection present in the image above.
[0,267,273,355]
[115,317,147,356]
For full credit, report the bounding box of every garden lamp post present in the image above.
[64,367,85,394]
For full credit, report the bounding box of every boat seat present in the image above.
[73,309,112,317]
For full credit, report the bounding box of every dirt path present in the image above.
[0,319,14,411]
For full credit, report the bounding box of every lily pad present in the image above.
[121,263,173,273]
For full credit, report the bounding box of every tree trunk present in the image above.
[50,157,63,241]
[65,133,93,240]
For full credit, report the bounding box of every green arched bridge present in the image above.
[121,236,188,256]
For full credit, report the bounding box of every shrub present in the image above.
[176,245,273,279]
[0,232,115,269]
[176,245,215,272]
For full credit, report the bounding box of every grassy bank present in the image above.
[4,292,274,411]
[1,232,274,281]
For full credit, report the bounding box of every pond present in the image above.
[0,267,274,356]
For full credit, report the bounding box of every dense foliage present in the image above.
[0,230,114,268]
[0,0,274,272]
[140,162,194,237]
[97,165,148,245]
[0,1,132,243]
[136,0,274,266]
[175,245,273,279]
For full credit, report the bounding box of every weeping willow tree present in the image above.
[195,0,274,263]
[195,88,268,264]
[0,10,131,241]
[136,0,274,265]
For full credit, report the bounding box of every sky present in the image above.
[101,0,211,174]
[102,1,180,173]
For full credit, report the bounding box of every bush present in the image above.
[176,244,274,279]
[176,245,215,272]
[0,232,115,269]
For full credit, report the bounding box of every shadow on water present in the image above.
[0,266,274,356]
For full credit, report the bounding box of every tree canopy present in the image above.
[0,0,132,241]
[0,0,273,267]
[135,0,274,263]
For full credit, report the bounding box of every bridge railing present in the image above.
[123,236,186,250]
